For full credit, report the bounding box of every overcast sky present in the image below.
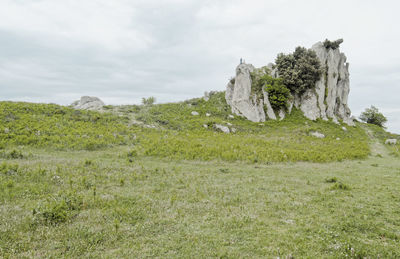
[0,0,399,133]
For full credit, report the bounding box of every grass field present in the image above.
[1,142,400,258]
[1,96,400,258]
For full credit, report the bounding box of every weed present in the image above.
[325,177,338,183]
[33,192,83,225]
[219,168,230,174]
[0,162,19,175]
[84,159,93,166]
[0,149,24,159]
[331,182,351,190]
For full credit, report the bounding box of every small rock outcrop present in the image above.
[71,96,105,111]
[385,139,397,145]
[225,40,355,126]
[310,131,325,138]
[214,124,230,134]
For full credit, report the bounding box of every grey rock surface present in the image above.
[262,89,277,120]
[71,96,105,110]
[225,64,266,122]
[385,139,398,145]
[311,42,353,125]
[214,124,230,133]
[310,131,325,138]
[299,89,320,121]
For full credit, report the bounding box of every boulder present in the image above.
[71,96,105,111]
[310,131,325,138]
[214,124,230,133]
[191,111,199,116]
[385,139,397,145]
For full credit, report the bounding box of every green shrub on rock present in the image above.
[250,66,271,99]
[323,38,344,50]
[275,46,322,95]
[264,76,290,111]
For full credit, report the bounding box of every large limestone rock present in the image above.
[225,40,355,126]
[71,96,105,110]
[311,42,353,125]
[225,64,266,122]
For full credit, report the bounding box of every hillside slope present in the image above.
[0,93,375,162]
[1,96,400,258]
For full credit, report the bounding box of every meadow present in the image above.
[1,94,400,258]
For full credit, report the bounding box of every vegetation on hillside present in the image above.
[360,105,388,128]
[0,93,371,163]
[0,94,399,258]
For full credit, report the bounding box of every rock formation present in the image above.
[226,64,267,122]
[225,40,355,126]
[385,139,398,145]
[71,96,105,110]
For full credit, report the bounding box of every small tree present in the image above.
[359,106,387,127]
[142,97,156,106]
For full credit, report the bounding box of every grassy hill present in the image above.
[1,94,400,258]
[0,92,379,163]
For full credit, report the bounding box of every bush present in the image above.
[264,76,290,111]
[142,97,156,106]
[359,106,387,127]
[323,39,343,50]
[330,182,351,190]
[33,192,83,225]
[0,162,19,175]
[0,149,24,159]
[250,66,271,99]
[275,47,322,95]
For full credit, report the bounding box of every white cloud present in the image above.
[0,0,399,133]
[0,0,152,51]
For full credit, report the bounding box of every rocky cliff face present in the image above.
[225,40,354,126]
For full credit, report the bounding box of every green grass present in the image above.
[0,93,371,163]
[0,94,399,257]
[1,146,400,258]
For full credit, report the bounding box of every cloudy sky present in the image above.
[1,0,399,133]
